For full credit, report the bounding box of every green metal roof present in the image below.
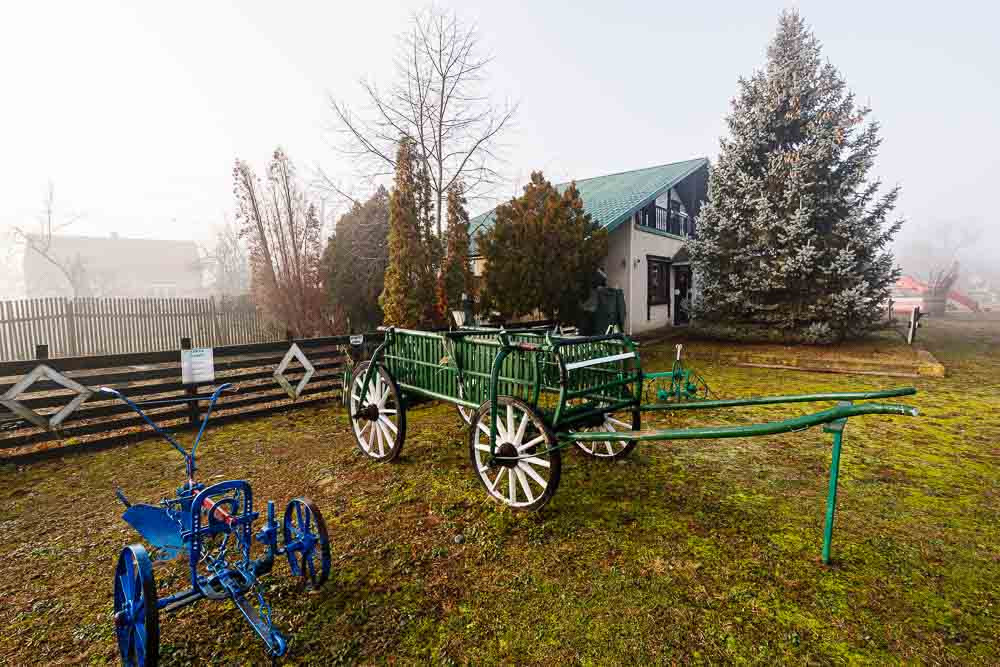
[469,157,709,254]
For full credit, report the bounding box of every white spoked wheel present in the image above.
[469,397,561,511]
[349,361,406,462]
[573,408,638,460]
[456,378,474,425]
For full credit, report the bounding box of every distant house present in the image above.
[891,275,980,314]
[469,157,710,335]
[23,233,203,298]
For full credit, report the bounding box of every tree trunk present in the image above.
[921,295,947,316]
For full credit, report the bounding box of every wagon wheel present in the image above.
[469,397,562,511]
[349,361,406,462]
[456,378,474,425]
[283,497,332,589]
[113,544,160,667]
[573,406,639,460]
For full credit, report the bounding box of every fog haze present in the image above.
[2,0,998,296]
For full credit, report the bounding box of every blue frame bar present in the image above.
[100,383,234,478]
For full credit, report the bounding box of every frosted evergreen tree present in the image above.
[688,10,902,342]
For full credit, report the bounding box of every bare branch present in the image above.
[11,183,91,297]
[326,6,517,236]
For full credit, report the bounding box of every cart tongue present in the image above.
[123,504,185,561]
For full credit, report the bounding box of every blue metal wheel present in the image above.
[283,497,331,588]
[113,544,160,666]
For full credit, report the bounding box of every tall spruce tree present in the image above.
[436,181,473,321]
[689,10,902,342]
[380,137,436,328]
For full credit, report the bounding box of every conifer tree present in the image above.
[479,172,607,323]
[688,10,902,342]
[415,158,443,326]
[436,181,473,321]
[380,138,436,328]
[323,186,389,332]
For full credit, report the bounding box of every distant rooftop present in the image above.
[24,234,200,272]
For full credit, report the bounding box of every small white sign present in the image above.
[349,334,364,346]
[181,347,215,384]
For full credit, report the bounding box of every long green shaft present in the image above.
[564,402,918,442]
[639,387,916,412]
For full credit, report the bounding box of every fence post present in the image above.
[65,299,78,357]
[180,337,200,427]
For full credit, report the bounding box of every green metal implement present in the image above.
[346,325,919,563]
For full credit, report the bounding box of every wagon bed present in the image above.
[347,325,918,563]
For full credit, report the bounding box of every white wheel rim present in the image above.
[576,413,631,457]
[473,402,552,508]
[350,368,399,459]
[456,380,473,424]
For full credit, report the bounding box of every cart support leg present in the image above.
[821,403,849,565]
[822,430,843,564]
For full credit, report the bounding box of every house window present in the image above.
[647,257,670,306]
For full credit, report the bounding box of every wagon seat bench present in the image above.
[346,325,919,564]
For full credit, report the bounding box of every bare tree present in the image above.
[202,218,251,296]
[328,6,516,237]
[901,219,981,294]
[12,183,90,297]
[234,149,332,336]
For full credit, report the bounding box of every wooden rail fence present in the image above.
[0,333,382,458]
[0,297,276,361]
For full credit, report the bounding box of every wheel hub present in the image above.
[354,403,380,421]
[579,413,607,429]
[492,442,519,469]
[114,607,131,627]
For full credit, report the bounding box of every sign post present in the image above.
[907,306,922,345]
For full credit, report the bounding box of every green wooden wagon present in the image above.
[347,326,919,563]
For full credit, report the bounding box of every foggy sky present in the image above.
[2,0,998,288]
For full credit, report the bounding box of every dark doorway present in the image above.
[674,265,691,325]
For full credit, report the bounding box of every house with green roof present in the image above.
[469,156,709,334]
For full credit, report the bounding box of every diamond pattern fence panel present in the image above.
[0,333,383,458]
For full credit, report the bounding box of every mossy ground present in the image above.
[1,317,998,665]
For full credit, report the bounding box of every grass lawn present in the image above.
[1,317,998,665]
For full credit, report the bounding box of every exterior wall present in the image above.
[602,224,630,295]
[469,218,689,335]
[626,218,686,335]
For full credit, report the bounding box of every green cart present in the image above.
[347,326,918,563]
